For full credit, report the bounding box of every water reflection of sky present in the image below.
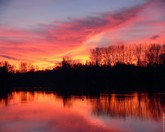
[0,92,164,132]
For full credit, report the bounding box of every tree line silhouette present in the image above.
[90,43,165,66]
[0,43,165,93]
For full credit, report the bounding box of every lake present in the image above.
[0,91,164,132]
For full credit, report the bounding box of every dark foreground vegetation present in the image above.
[13,63,165,92]
[0,43,165,94]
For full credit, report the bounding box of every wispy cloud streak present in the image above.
[0,0,164,68]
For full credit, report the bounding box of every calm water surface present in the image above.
[0,91,164,132]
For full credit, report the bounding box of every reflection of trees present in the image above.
[62,96,73,107]
[92,93,165,120]
[0,91,75,108]
[1,91,164,121]
[0,92,11,106]
[0,92,36,106]
[0,91,62,107]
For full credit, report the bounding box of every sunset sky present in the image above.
[0,0,164,69]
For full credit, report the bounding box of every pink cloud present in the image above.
[0,0,164,68]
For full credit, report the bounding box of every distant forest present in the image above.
[0,43,165,93]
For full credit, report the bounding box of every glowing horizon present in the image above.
[0,0,164,69]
